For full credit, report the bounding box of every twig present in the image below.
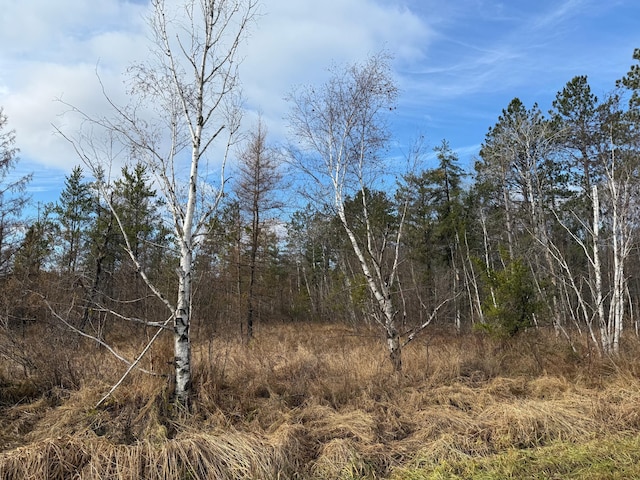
[38,291,169,377]
[95,319,170,408]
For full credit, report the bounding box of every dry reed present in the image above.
[2,321,640,478]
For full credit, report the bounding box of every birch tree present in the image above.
[475,99,569,335]
[598,100,638,354]
[288,54,411,371]
[547,85,636,355]
[59,0,257,405]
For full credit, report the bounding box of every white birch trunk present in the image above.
[155,0,253,403]
[501,176,515,260]
[610,190,623,356]
[463,231,484,324]
[289,53,408,370]
[605,145,632,356]
[55,0,255,406]
[592,186,612,354]
[336,205,401,370]
[173,132,199,403]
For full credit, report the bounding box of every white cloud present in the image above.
[0,0,150,173]
[240,0,432,136]
[0,0,147,59]
[1,0,432,177]
[4,62,125,171]
[1,0,638,203]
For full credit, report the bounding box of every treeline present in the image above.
[2,48,640,373]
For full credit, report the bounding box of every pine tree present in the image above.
[0,108,31,276]
[51,166,94,274]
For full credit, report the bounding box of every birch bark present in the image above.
[58,0,256,405]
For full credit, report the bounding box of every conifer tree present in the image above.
[52,166,94,274]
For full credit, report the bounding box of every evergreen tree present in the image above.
[400,140,465,267]
[286,206,337,320]
[477,100,557,255]
[398,140,467,328]
[113,163,161,266]
[14,218,54,280]
[0,108,31,276]
[51,166,94,274]
[480,256,539,338]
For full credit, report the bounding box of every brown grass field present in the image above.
[2,321,640,479]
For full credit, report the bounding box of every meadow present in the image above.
[1,322,640,479]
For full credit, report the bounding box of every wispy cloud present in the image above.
[1,0,638,202]
[528,0,587,32]
[1,0,433,178]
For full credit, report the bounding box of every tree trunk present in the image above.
[246,197,260,341]
[338,205,402,370]
[246,243,257,340]
[592,186,610,355]
[388,333,402,372]
[174,256,192,405]
[173,120,200,405]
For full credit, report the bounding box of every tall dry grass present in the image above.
[2,321,640,478]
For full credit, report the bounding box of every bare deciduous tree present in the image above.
[288,53,412,371]
[234,118,283,341]
[58,0,257,405]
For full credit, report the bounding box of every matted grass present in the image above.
[392,434,640,479]
[0,429,300,479]
[2,322,640,479]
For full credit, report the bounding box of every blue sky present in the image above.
[0,0,639,212]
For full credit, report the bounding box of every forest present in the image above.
[2,1,640,478]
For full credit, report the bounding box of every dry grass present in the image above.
[0,429,299,479]
[2,322,640,478]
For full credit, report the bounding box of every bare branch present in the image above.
[39,292,161,376]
